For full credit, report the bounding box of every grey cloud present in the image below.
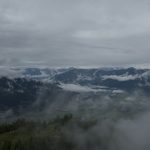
[0,0,150,67]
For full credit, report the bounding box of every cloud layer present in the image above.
[0,0,150,67]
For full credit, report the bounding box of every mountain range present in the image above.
[1,67,150,92]
[0,67,150,120]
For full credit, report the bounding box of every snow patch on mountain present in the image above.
[23,70,49,79]
[76,74,92,81]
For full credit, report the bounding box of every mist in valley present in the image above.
[0,85,150,150]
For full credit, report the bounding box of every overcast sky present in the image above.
[0,0,150,67]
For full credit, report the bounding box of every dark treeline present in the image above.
[0,114,100,150]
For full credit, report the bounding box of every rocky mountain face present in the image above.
[0,77,61,111]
